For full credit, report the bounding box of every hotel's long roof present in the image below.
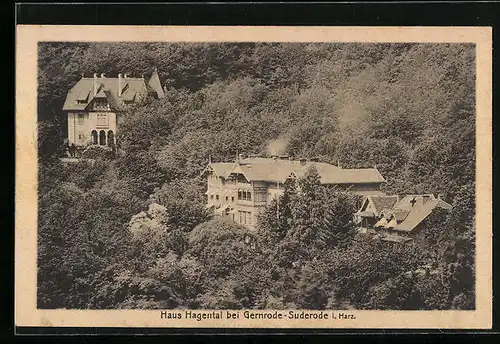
[205,157,386,185]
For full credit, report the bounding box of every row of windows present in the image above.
[209,194,235,202]
[75,113,108,127]
[207,191,281,203]
[91,130,114,146]
[75,130,114,145]
[208,190,253,202]
[238,190,252,201]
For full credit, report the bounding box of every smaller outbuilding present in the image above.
[355,194,452,243]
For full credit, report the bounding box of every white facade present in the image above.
[67,111,117,146]
[205,174,268,229]
[204,157,387,230]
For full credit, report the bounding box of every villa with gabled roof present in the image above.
[63,68,164,147]
[201,154,387,229]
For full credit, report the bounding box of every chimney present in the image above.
[118,73,123,97]
[93,73,98,95]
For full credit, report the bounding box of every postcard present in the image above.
[15,25,492,329]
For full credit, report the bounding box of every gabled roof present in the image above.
[393,194,438,211]
[63,69,163,111]
[223,157,386,185]
[76,90,90,101]
[95,88,107,98]
[63,77,148,111]
[393,195,452,233]
[201,162,237,179]
[103,89,124,112]
[317,168,386,184]
[356,195,399,218]
[231,158,299,183]
[367,195,399,215]
[392,209,411,222]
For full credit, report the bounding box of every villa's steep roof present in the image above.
[148,68,165,99]
[63,70,163,111]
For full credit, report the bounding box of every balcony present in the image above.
[93,104,111,111]
[253,200,268,206]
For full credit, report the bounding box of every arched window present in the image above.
[91,130,98,145]
[107,130,115,146]
[99,130,106,145]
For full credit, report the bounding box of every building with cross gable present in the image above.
[355,193,452,243]
[201,154,387,229]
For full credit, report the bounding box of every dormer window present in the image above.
[77,91,90,104]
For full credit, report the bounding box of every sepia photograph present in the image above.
[15,26,492,329]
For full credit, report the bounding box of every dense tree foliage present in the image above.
[38,42,475,310]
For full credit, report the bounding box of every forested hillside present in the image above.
[37,42,475,310]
